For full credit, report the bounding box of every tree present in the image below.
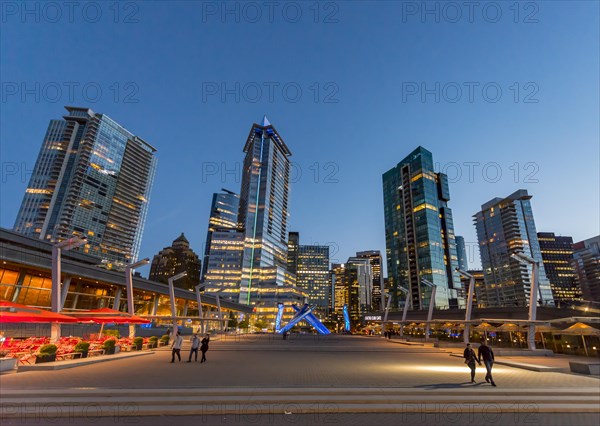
[253,319,268,330]
[239,319,250,330]
[227,312,239,329]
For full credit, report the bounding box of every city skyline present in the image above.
[2,3,598,279]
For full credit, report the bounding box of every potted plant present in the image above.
[148,336,158,349]
[35,344,57,364]
[74,341,90,358]
[132,337,144,350]
[103,338,116,355]
[159,335,169,347]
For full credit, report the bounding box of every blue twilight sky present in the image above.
[1,1,598,276]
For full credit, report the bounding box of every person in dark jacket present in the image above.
[478,340,496,386]
[463,343,480,383]
[200,334,210,363]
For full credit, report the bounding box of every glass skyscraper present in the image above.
[237,116,304,308]
[297,244,330,315]
[13,106,157,269]
[474,189,554,307]
[455,236,469,271]
[382,146,461,311]
[201,190,244,300]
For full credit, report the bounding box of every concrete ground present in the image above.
[1,334,598,425]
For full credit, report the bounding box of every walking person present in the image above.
[170,331,183,363]
[463,343,480,383]
[187,333,200,362]
[200,333,210,363]
[478,340,496,386]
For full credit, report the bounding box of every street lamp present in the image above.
[51,236,87,342]
[124,258,150,337]
[456,268,474,344]
[196,283,228,334]
[168,271,187,343]
[511,252,540,350]
[421,278,437,341]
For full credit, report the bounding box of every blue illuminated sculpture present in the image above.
[274,303,284,333]
[277,303,331,335]
[343,304,350,332]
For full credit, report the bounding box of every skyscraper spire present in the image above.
[262,115,271,127]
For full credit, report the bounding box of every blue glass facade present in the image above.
[383,147,461,311]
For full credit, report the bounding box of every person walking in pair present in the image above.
[478,340,496,386]
[170,331,183,363]
[463,343,480,383]
[200,334,210,363]
[187,333,200,362]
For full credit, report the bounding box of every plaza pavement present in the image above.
[1,334,598,425]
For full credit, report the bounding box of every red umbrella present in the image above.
[0,301,80,323]
[66,308,150,324]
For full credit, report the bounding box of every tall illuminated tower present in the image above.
[238,116,303,308]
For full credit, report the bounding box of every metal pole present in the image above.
[50,246,61,342]
[125,267,136,338]
[381,293,391,337]
[60,277,71,311]
[425,285,436,340]
[400,292,410,337]
[168,277,177,343]
[527,262,539,351]
[216,295,223,333]
[464,274,475,344]
[195,285,204,334]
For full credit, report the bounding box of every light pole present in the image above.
[51,236,87,342]
[168,271,188,343]
[511,252,540,350]
[125,258,150,337]
[195,284,205,334]
[421,278,437,341]
[394,287,410,337]
[457,268,475,344]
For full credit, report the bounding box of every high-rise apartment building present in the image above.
[383,146,461,311]
[573,236,600,302]
[455,236,469,271]
[14,106,157,269]
[537,232,580,305]
[237,117,303,308]
[331,263,347,315]
[474,190,554,307]
[149,233,201,291]
[297,245,330,315]
[356,250,384,310]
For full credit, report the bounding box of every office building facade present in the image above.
[356,250,384,311]
[13,106,157,270]
[149,233,201,291]
[455,236,469,271]
[573,236,600,302]
[474,190,554,308]
[459,269,487,308]
[383,146,461,311]
[237,117,303,308]
[287,232,300,277]
[537,232,580,305]
[297,245,330,315]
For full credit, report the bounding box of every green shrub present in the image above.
[133,337,144,345]
[38,344,57,355]
[104,329,120,338]
[74,341,90,352]
[148,336,158,342]
[160,334,169,343]
[103,339,116,350]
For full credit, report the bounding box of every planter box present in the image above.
[114,345,121,354]
[0,357,18,372]
[75,351,88,359]
[35,354,56,364]
[104,347,115,355]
